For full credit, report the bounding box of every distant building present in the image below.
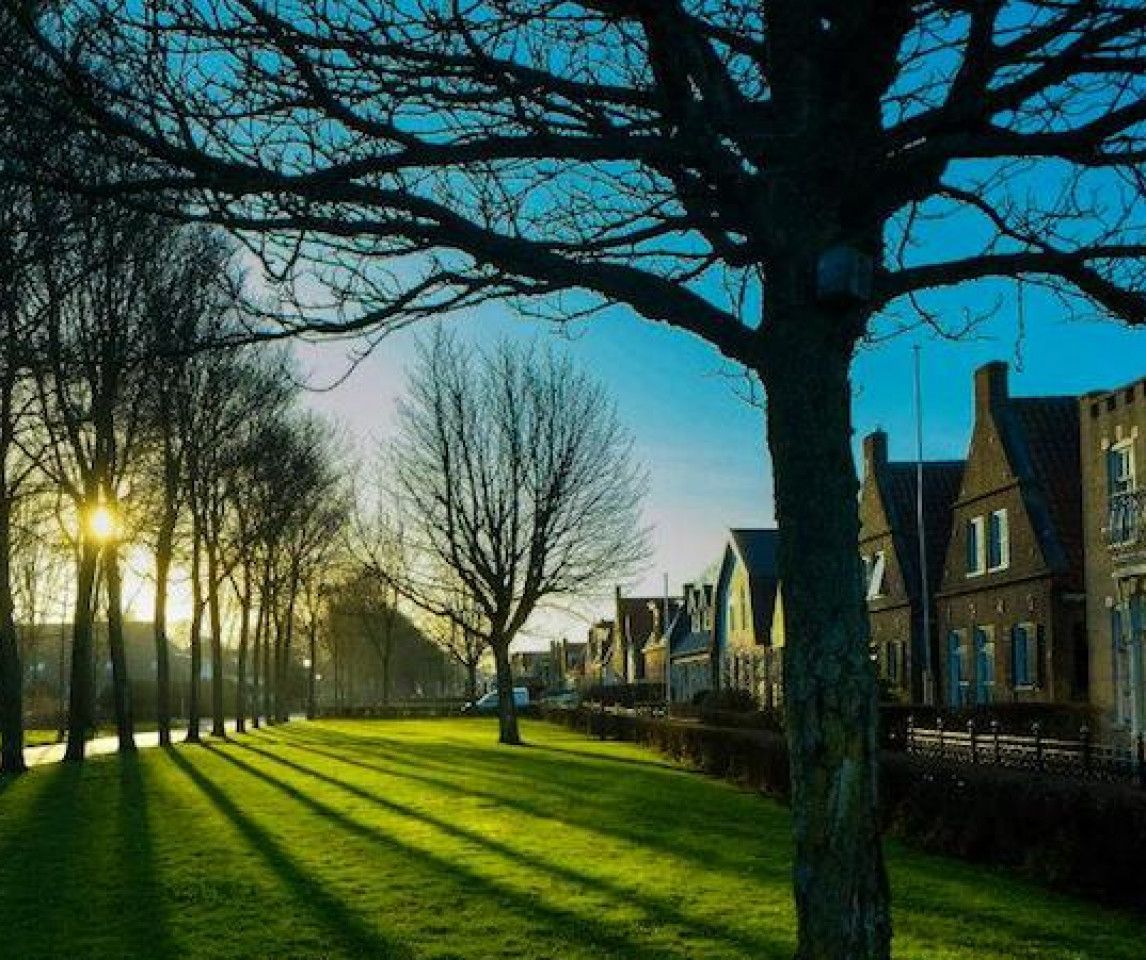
[606,589,677,684]
[510,649,560,690]
[1080,375,1146,740]
[858,430,963,703]
[549,637,589,690]
[713,529,783,707]
[667,579,715,703]
[935,362,1087,708]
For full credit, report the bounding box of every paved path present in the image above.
[25,719,249,766]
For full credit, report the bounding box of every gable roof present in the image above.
[878,460,964,598]
[718,528,781,643]
[1003,396,1083,575]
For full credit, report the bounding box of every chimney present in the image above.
[974,361,1009,417]
[862,430,888,477]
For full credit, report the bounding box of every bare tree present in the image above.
[9,2,1146,954]
[390,333,647,744]
[137,226,239,745]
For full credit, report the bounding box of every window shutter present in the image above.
[966,520,977,571]
[1035,625,1047,688]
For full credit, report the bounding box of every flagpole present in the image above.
[663,572,671,709]
[915,344,934,706]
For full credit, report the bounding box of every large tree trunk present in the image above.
[153,515,175,746]
[0,499,26,774]
[306,614,317,720]
[206,540,226,738]
[186,527,204,743]
[491,640,520,745]
[104,542,136,753]
[64,538,99,762]
[759,324,890,960]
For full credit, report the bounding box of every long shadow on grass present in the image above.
[117,754,179,959]
[203,742,791,960]
[0,760,180,960]
[271,727,1146,957]
[166,748,411,960]
[261,728,775,875]
[232,738,788,958]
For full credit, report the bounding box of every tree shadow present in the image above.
[116,754,179,959]
[165,748,411,960]
[231,738,789,958]
[261,727,779,874]
[0,758,177,959]
[196,742,791,960]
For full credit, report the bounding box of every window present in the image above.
[974,626,996,705]
[1109,442,1136,496]
[1011,623,1037,687]
[1109,442,1138,544]
[987,509,1010,570]
[947,631,968,706]
[866,551,886,600]
[966,516,986,576]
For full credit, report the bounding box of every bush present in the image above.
[545,709,1146,911]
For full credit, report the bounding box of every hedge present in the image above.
[543,706,1146,912]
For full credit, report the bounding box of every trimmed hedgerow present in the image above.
[542,706,1146,911]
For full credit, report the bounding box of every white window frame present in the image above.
[866,550,886,600]
[966,516,986,577]
[1109,440,1136,497]
[987,508,1010,572]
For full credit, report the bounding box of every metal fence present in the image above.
[902,716,1146,786]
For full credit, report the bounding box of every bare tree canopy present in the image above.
[7,2,1145,342]
[391,332,647,743]
[6,4,1145,958]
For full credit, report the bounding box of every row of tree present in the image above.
[0,103,353,770]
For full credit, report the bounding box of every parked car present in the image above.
[464,687,530,714]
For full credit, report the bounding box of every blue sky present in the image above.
[297,288,1146,648]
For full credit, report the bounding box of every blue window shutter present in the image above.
[966,521,977,571]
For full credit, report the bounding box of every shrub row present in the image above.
[543,706,1146,911]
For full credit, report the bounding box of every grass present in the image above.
[0,719,1141,960]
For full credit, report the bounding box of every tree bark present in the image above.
[251,586,265,729]
[0,498,26,774]
[307,615,317,720]
[206,540,226,738]
[491,640,520,745]
[760,323,890,960]
[153,519,174,746]
[186,527,203,743]
[104,542,136,753]
[235,562,252,734]
[64,538,99,762]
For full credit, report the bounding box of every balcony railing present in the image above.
[1109,490,1146,553]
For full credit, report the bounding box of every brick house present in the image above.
[712,529,783,707]
[608,589,677,684]
[1080,375,1146,740]
[935,362,1087,708]
[858,431,963,703]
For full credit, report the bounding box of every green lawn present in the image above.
[0,719,1140,960]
